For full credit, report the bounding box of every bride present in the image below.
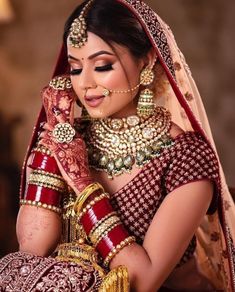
[0,0,234,291]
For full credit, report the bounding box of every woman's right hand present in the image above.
[39,76,93,194]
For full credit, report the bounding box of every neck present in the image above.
[110,97,138,119]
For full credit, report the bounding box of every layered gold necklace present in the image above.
[84,106,173,179]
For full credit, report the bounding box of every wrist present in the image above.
[74,183,136,267]
[21,146,65,214]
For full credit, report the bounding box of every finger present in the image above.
[38,131,46,139]
[43,123,53,131]
[52,107,62,117]
[39,121,46,129]
[56,114,66,124]
[52,107,67,124]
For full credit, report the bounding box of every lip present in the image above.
[84,95,105,108]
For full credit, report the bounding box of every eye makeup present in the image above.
[70,63,114,75]
[95,63,113,72]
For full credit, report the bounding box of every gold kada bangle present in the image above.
[73,182,104,214]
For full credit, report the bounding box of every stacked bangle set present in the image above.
[20,145,65,214]
[74,182,136,267]
[20,145,135,267]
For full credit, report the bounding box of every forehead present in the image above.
[67,31,129,60]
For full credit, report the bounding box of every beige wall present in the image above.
[0,0,234,186]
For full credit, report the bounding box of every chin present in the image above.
[85,104,127,119]
[86,108,110,119]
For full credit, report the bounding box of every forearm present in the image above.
[110,239,191,292]
[77,185,162,291]
[110,181,213,291]
[16,205,62,256]
[110,243,156,292]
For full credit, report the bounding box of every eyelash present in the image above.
[70,64,113,75]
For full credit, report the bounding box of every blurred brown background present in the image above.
[0,0,234,256]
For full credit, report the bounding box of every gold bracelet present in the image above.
[20,199,62,214]
[73,182,105,214]
[29,170,66,193]
[94,221,122,248]
[33,144,52,156]
[89,211,116,236]
[31,169,63,180]
[74,182,104,214]
[89,215,121,246]
[77,192,110,221]
[103,236,136,268]
[56,242,99,263]
[98,266,130,292]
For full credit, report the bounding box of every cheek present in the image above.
[71,78,83,100]
[103,70,128,88]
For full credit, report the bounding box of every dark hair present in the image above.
[63,0,152,59]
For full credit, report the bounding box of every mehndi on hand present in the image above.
[39,75,93,194]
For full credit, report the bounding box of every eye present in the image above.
[70,68,82,75]
[95,64,113,72]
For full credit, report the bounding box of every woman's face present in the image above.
[67,32,145,119]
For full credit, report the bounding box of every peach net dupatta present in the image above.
[157,18,235,291]
[117,0,235,290]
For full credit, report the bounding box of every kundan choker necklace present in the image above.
[84,106,173,179]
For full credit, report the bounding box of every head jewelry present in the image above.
[68,0,94,48]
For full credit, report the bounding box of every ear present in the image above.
[144,48,157,69]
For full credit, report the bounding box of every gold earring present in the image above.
[137,89,155,118]
[137,68,155,118]
[140,68,155,86]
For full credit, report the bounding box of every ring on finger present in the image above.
[52,123,76,143]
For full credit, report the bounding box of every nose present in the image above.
[77,68,97,91]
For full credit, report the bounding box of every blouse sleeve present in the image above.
[164,132,221,214]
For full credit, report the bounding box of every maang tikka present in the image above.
[68,0,94,48]
[137,67,155,118]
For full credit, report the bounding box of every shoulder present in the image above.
[169,122,184,139]
[165,127,220,195]
[164,127,220,214]
[169,123,214,155]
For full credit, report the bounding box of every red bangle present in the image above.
[79,194,136,267]
[81,197,114,234]
[22,147,64,213]
[29,151,60,174]
[96,224,129,259]
[25,184,62,206]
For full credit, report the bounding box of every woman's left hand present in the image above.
[39,77,93,194]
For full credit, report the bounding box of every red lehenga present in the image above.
[0,0,234,291]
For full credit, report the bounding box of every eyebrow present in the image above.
[68,50,114,61]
